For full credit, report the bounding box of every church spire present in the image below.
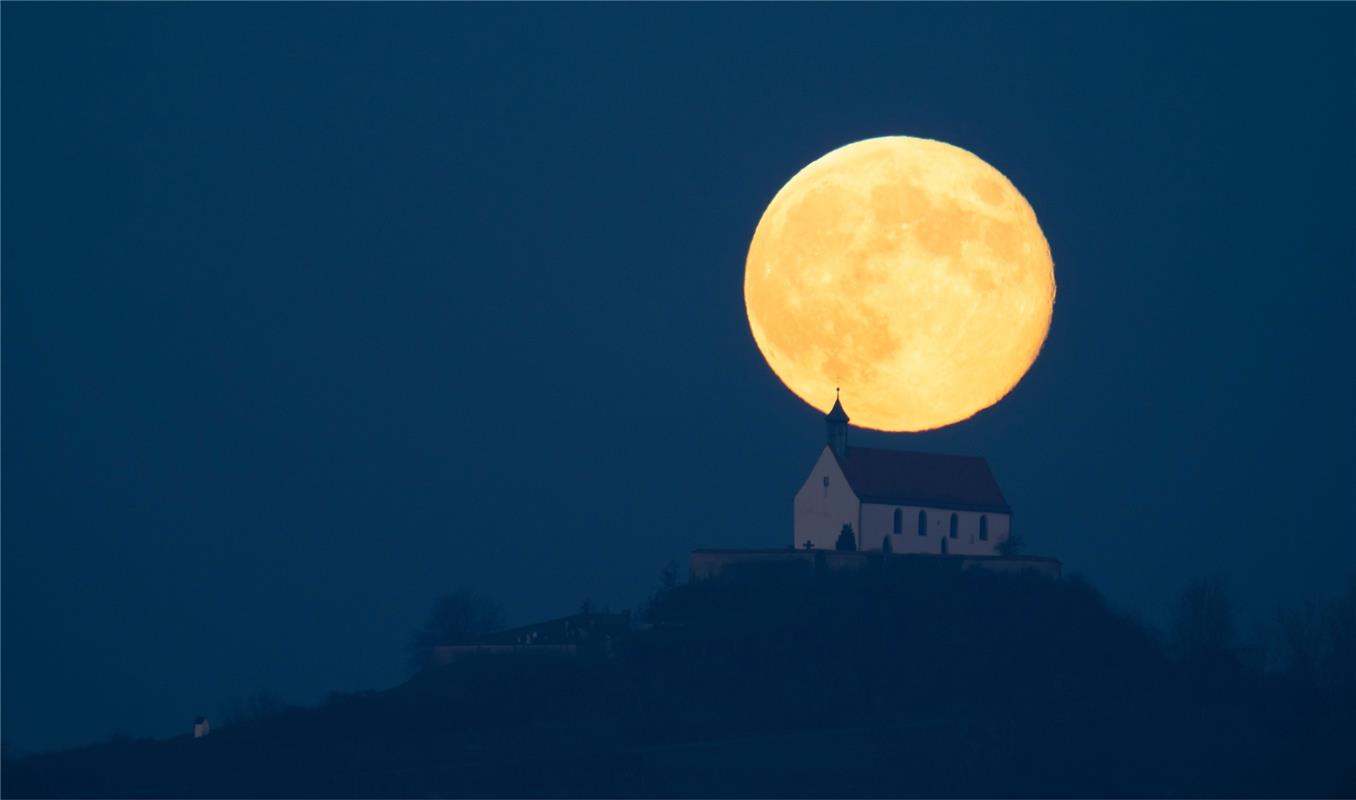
[826,388,849,460]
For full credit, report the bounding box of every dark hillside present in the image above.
[5,566,1353,798]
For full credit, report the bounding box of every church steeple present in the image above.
[826,389,849,460]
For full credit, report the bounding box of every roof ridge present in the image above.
[837,446,1011,513]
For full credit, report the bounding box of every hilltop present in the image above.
[5,564,1353,798]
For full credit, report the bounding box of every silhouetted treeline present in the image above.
[5,565,1354,798]
[407,589,505,672]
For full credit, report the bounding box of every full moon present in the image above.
[744,136,1055,432]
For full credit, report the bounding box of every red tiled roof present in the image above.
[836,446,1011,513]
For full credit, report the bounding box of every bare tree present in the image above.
[659,560,679,591]
[642,561,682,624]
[1171,578,1235,664]
[409,590,504,672]
[1277,577,1356,693]
[1275,601,1323,681]
[1320,577,1355,695]
[220,688,286,727]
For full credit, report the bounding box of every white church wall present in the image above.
[862,503,1010,556]
[792,447,860,551]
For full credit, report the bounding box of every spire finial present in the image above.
[827,390,848,422]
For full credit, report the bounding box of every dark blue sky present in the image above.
[4,4,1353,753]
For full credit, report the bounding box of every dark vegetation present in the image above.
[210,688,289,736]
[408,590,506,672]
[835,523,857,551]
[5,565,1354,798]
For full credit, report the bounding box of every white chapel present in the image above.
[793,395,1013,555]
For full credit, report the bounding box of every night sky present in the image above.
[3,4,1352,753]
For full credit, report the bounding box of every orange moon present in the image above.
[744,136,1055,432]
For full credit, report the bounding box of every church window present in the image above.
[917,510,927,536]
[979,515,989,541]
[949,513,958,539]
[893,508,902,534]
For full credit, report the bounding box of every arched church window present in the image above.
[979,515,989,541]
[893,508,902,534]
[949,513,958,539]
[917,510,927,536]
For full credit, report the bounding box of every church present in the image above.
[794,394,1012,555]
[689,395,1059,582]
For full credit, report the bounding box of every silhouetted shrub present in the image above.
[835,523,856,551]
